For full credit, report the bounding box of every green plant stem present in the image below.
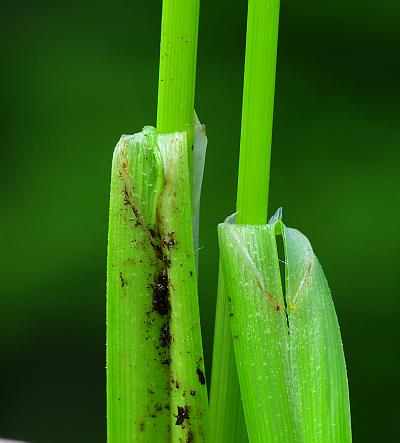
[236,0,280,224]
[157,0,200,151]
[209,2,281,440]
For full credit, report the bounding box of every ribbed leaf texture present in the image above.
[217,213,352,443]
[107,121,208,443]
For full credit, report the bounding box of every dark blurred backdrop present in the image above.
[1,0,399,442]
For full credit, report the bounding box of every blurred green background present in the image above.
[1,0,399,441]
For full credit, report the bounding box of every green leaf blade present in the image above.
[283,226,352,443]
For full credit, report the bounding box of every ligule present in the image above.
[107,122,208,442]
[217,214,352,443]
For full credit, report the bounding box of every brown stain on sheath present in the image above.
[120,146,173,419]
[163,231,177,249]
[151,268,170,315]
[175,405,190,426]
[120,174,165,262]
[119,143,176,414]
[196,368,205,385]
[119,271,127,287]
[159,323,171,347]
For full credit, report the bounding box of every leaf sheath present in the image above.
[217,218,352,443]
[107,125,208,442]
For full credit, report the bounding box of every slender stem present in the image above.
[236,0,281,224]
[208,1,281,439]
[157,0,200,150]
